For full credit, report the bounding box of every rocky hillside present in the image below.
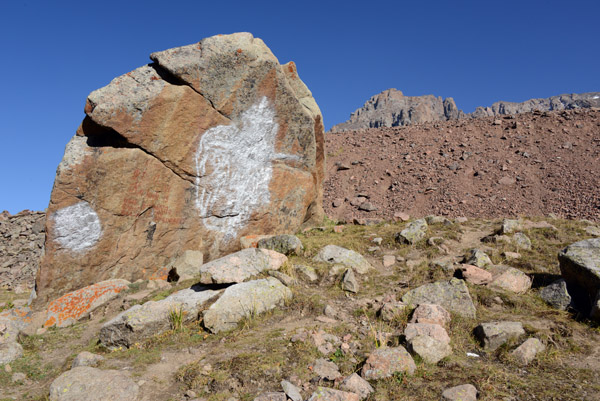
[325,108,600,223]
[331,89,600,131]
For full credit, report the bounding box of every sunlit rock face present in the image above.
[36,32,324,303]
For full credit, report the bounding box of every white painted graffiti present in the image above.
[52,201,102,252]
[194,97,297,240]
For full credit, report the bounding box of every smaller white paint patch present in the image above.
[57,136,92,174]
[52,202,102,252]
[593,96,599,99]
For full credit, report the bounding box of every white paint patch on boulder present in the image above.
[52,201,102,252]
[195,97,297,240]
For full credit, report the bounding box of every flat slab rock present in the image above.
[203,277,292,333]
[49,366,139,401]
[44,279,130,328]
[402,278,477,319]
[197,248,287,284]
[559,238,600,299]
[361,346,416,380]
[100,285,220,348]
[313,245,372,274]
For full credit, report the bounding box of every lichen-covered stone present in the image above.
[558,238,600,302]
[475,321,525,350]
[313,245,372,274]
[409,304,451,327]
[395,219,428,244]
[500,219,521,234]
[342,268,359,293]
[44,279,130,328]
[258,234,304,256]
[402,278,476,319]
[203,278,292,333]
[307,387,359,401]
[100,286,219,348]
[197,248,287,284]
[463,249,492,268]
[361,346,416,380]
[0,341,23,365]
[408,334,452,364]
[49,366,138,401]
[539,279,572,310]
[512,232,532,250]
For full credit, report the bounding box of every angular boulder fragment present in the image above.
[197,248,287,284]
[37,32,325,303]
[258,234,304,256]
[539,279,572,310]
[361,346,416,380]
[313,245,372,274]
[456,264,493,285]
[475,321,525,350]
[558,238,600,306]
[402,278,476,319]
[511,338,545,365]
[340,373,374,400]
[395,219,428,245]
[44,279,130,328]
[307,387,360,401]
[100,286,220,348]
[49,366,138,401]
[203,278,292,333]
[463,249,492,268]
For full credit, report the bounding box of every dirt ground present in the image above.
[324,108,600,223]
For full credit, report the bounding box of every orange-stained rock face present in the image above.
[36,33,324,303]
[44,279,130,328]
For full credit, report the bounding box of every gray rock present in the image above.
[379,301,408,322]
[361,346,416,379]
[475,321,525,350]
[409,304,451,327]
[169,250,204,280]
[404,323,451,344]
[11,372,26,383]
[313,358,341,380]
[268,270,297,287]
[203,278,292,333]
[100,286,220,348]
[511,338,545,365]
[512,232,532,250]
[500,219,521,234]
[342,269,359,293]
[340,373,374,400]
[441,384,478,401]
[307,387,359,401]
[313,245,372,274]
[408,334,452,364]
[402,278,476,319]
[0,341,23,365]
[258,234,304,256]
[395,219,428,245]
[295,264,318,282]
[281,380,302,401]
[463,249,492,268]
[425,215,452,226]
[540,279,572,310]
[71,351,105,368]
[49,366,139,401]
[254,393,287,401]
[558,238,600,303]
[197,248,288,284]
[584,226,600,237]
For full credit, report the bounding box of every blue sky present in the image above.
[1,0,598,213]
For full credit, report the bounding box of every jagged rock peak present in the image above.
[330,88,464,132]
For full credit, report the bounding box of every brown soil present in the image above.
[324,108,600,223]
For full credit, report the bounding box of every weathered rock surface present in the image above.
[197,248,287,284]
[512,232,532,250]
[340,373,374,400]
[203,278,292,333]
[540,279,572,310]
[379,301,408,322]
[313,358,341,380]
[0,341,23,365]
[489,266,532,293]
[258,234,304,256]
[49,366,139,401]
[168,250,204,280]
[402,278,476,318]
[441,384,478,401]
[44,279,130,328]
[295,264,318,282]
[511,338,546,365]
[409,304,451,327]
[404,323,451,344]
[342,268,359,293]
[457,264,493,285]
[37,32,325,302]
[100,286,219,348]
[361,346,416,379]
[71,351,105,368]
[558,238,600,303]
[281,380,302,401]
[463,249,492,268]
[408,334,452,364]
[254,393,287,401]
[313,245,372,274]
[0,210,45,292]
[395,219,428,245]
[475,321,525,350]
[307,387,360,401]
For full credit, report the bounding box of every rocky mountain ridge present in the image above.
[331,89,600,132]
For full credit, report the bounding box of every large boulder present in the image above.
[558,238,600,305]
[203,277,292,333]
[36,32,325,303]
[99,285,220,348]
[401,278,477,319]
[196,248,287,284]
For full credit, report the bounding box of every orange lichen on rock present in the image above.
[44,279,130,328]
[149,266,170,281]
